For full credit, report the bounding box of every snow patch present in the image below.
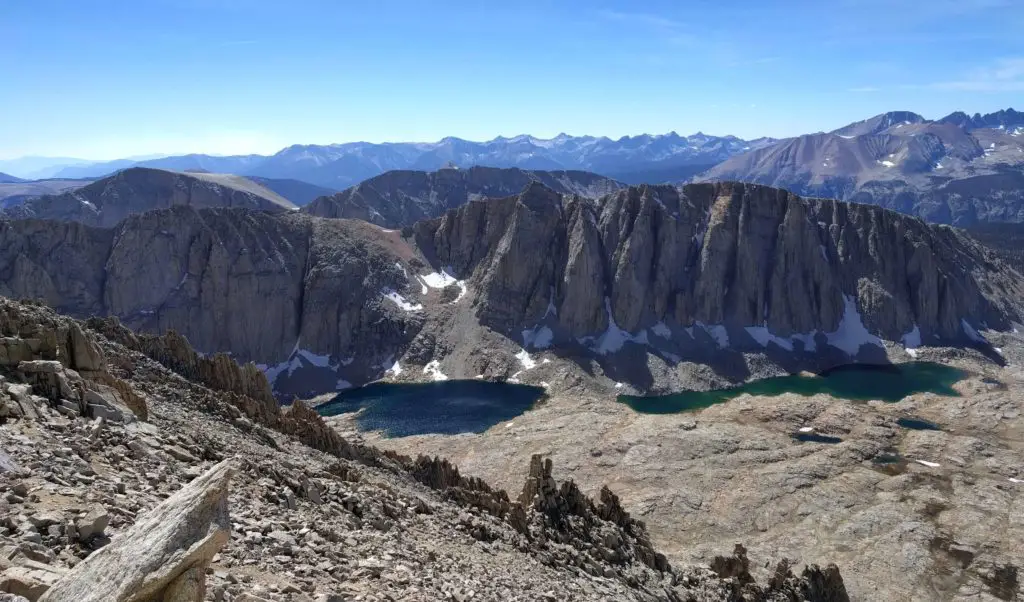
[515,349,537,370]
[915,460,941,468]
[419,269,467,303]
[453,280,468,303]
[902,325,922,349]
[696,321,729,349]
[961,319,986,343]
[522,325,554,350]
[906,348,919,358]
[420,270,459,288]
[544,286,557,318]
[382,289,423,312]
[336,379,352,390]
[581,298,650,354]
[745,326,794,351]
[880,160,895,167]
[1010,477,1023,484]
[652,321,672,339]
[296,349,332,368]
[825,295,883,356]
[394,262,408,279]
[423,360,448,381]
[387,361,403,376]
[798,426,814,433]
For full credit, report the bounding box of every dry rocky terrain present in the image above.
[339,341,1024,601]
[0,297,849,601]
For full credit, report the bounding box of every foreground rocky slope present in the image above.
[302,166,623,228]
[1,167,296,227]
[1,181,1022,397]
[0,296,849,601]
[698,109,1024,225]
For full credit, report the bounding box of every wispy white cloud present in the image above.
[848,86,881,92]
[596,9,683,30]
[595,9,697,46]
[932,57,1024,91]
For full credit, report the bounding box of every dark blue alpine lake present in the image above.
[316,380,546,437]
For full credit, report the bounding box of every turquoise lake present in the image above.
[618,362,967,415]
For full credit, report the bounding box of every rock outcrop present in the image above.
[302,166,623,228]
[38,461,235,602]
[1,167,296,227]
[2,181,1023,396]
[0,300,145,424]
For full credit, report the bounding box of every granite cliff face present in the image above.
[302,166,623,228]
[418,181,1023,351]
[1,167,296,227]
[1,181,1022,396]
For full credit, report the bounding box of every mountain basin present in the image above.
[316,380,546,437]
[617,362,967,415]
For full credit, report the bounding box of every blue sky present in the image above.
[2,0,1023,160]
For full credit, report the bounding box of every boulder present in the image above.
[15,362,60,374]
[83,385,137,424]
[74,506,109,542]
[39,460,235,602]
[0,561,65,601]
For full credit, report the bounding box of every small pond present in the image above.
[316,380,546,437]
[618,362,967,415]
[897,417,942,431]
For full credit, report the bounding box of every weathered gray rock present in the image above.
[3,182,1024,397]
[0,561,65,601]
[74,506,108,542]
[39,460,235,602]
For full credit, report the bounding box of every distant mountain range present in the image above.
[0,172,25,184]
[302,166,623,227]
[0,178,92,209]
[30,132,775,189]
[698,108,1024,225]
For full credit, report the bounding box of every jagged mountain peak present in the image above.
[701,107,1024,224]
[831,111,926,137]
[940,107,1024,131]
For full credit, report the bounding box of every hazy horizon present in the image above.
[3,0,1022,161]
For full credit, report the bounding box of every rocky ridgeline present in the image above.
[302,166,623,228]
[4,180,1020,394]
[0,297,850,600]
[417,181,1024,343]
